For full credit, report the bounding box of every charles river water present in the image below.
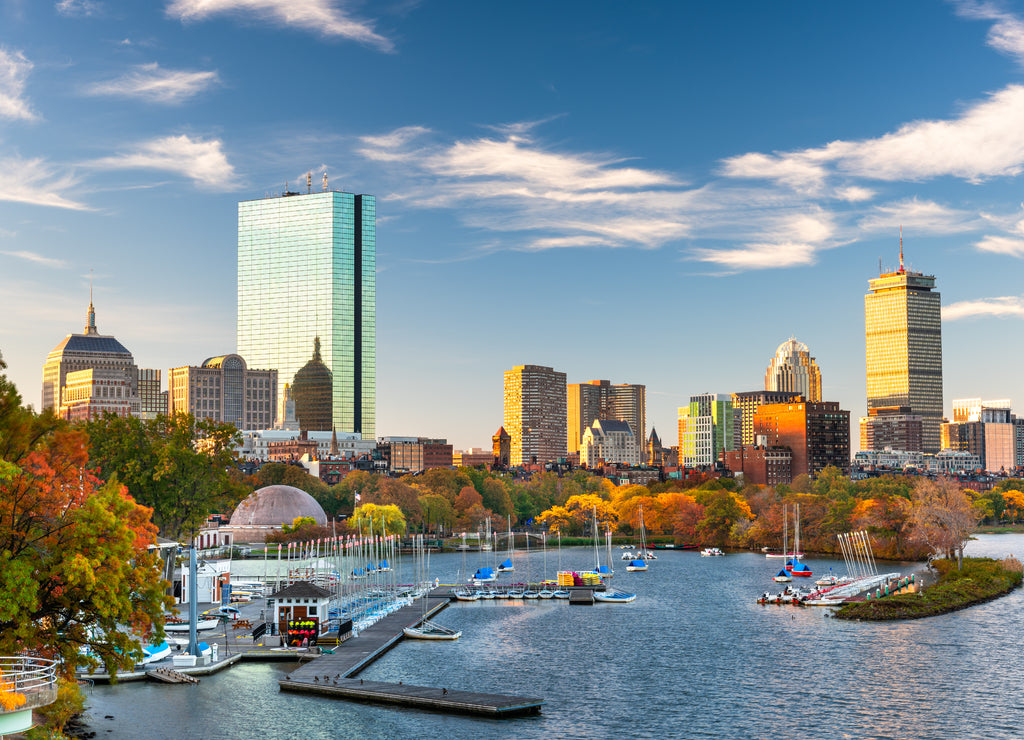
[82,535,1024,739]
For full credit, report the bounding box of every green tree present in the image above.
[0,426,171,678]
[419,494,455,534]
[84,412,246,540]
[351,503,407,535]
[694,488,753,546]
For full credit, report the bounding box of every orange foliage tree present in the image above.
[0,428,172,677]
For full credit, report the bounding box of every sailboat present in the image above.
[594,507,614,579]
[766,502,804,559]
[552,531,570,599]
[625,504,649,572]
[404,536,462,639]
[453,533,480,600]
[785,503,813,577]
[522,531,539,598]
[538,533,555,598]
[497,515,514,574]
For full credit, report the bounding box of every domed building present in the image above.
[224,484,328,543]
[764,338,822,402]
[291,337,333,432]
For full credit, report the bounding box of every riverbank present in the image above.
[833,556,1023,621]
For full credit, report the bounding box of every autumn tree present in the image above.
[84,412,247,540]
[694,487,753,547]
[419,494,455,534]
[0,427,171,678]
[910,478,980,569]
[351,503,407,536]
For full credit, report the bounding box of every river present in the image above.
[81,534,1024,739]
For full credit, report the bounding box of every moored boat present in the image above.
[625,558,648,572]
[594,588,637,603]
[700,547,724,557]
[773,568,792,583]
[404,620,461,640]
[164,619,218,632]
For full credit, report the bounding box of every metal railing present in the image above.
[0,656,59,713]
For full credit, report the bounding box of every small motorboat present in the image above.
[403,620,461,640]
[552,590,571,599]
[594,589,636,603]
[141,641,171,664]
[621,551,635,560]
[164,618,219,632]
[700,548,724,557]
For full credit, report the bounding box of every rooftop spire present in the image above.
[898,225,904,273]
[85,271,98,335]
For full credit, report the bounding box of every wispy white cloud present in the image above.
[691,210,836,271]
[1,250,68,268]
[834,185,875,203]
[357,124,692,251]
[0,157,88,210]
[166,0,393,51]
[956,1,1024,65]
[722,84,1024,189]
[89,134,237,189]
[974,234,1024,256]
[858,197,983,234]
[84,63,219,104]
[56,0,100,16]
[944,295,1024,320]
[0,48,38,121]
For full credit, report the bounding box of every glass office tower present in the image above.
[238,190,375,437]
[865,261,942,453]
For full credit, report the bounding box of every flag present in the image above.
[354,493,361,502]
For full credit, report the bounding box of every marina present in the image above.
[81,536,1024,739]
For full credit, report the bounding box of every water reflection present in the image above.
[85,541,1024,739]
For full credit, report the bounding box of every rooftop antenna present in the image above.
[878,257,882,276]
[322,171,328,192]
[898,225,904,273]
[307,171,312,194]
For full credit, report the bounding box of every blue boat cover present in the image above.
[597,565,612,574]
[774,569,790,578]
[474,567,494,576]
[379,560,389,568]
[629,559,646,567]
[791,562,811,573]
[499,559,513,568]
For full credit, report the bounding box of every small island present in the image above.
[833,556,1023,621]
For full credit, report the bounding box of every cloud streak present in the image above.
[0,48,37,121]
[1,250,68,268]
[944,295,1024,320]
[357,124,692,251]
[0,157,88,210]
[84,63,219,104]
[166,0,393,51]
[89,134,238,189]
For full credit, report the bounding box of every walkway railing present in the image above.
[0,656,59,713]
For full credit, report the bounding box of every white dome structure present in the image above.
[765,338,822,402]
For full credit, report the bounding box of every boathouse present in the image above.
[268,581,331,644]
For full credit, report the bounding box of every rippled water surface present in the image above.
[84,535,1024,739]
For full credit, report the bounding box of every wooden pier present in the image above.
[569,589,595,605]
[279,590,544,717]
[146,668,199,684]
[279,676,542,717]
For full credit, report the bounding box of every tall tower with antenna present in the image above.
[863,230,943,452]
[237,186,376,437]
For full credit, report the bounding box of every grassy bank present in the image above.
[833,557,1023,621]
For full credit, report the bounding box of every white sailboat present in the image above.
[404,536,461,640]
[625,504,649,572]
[594,507,614,579]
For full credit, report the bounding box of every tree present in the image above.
[419,494,455,534]
[84,413,246,540]
[694,488,753,546]
[910,478,979,570]
[351,503,407,536]
[0,428,171,678]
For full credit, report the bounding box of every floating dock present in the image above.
[279,676,542,717]
[279,589,545,717]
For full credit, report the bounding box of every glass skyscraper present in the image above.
[864,256,942,453]
[237,189,375,437]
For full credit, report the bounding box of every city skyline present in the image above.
[6,3,1024,450]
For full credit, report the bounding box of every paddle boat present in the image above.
[594,588,637,603]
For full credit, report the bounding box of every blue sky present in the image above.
[3,1,1024,452]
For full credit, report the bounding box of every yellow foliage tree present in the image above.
[1002,489,1024,523]
[0,678,25,711]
